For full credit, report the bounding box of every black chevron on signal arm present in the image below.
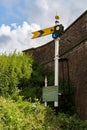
[38,30,44,37]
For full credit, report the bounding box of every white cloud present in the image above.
[0,24,11,35]
[0,22,41,54]
[11,23,18,29]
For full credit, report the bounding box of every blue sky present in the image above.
[0,0,87,53]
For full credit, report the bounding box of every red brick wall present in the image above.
[59,11,87,119]
[60,40,87,119]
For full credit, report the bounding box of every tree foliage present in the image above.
[21,61,45,101]
[0,53,32,99]
[21,61,55,101]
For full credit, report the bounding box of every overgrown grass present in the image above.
[0,97,87,130]
[0,97,60,130]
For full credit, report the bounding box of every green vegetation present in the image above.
[21,61,44,101]
[0,97,60,130]
[0,53,32,99]
[59,79,75,115]
[0,97,87,130]
[0,53,87,129]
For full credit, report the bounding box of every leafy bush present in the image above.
[0,97,60,130]
[21,61,45,101]
[0,53,32,99]
[57,113,87,130]
[0,97,87,130]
